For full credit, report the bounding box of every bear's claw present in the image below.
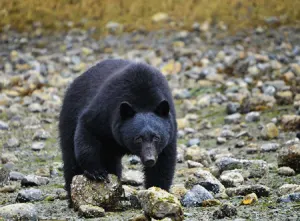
[83,169,110,183]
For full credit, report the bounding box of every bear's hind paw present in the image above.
[83,169,110,183]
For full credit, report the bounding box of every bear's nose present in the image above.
[144,158,156,167]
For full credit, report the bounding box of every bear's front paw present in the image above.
[83,169,110,183]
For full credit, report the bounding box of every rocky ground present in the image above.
[0,24,300,220]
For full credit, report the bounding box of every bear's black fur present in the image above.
[59,59,177,204]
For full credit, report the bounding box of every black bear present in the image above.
[59,59,177,204]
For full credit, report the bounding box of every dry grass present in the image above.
[0,0,300,34]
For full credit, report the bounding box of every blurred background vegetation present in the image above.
[0,0,300,34]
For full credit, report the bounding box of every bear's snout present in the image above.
[141,143,157,167]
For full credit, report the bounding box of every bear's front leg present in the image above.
[144,143,177,191]
[74,118,109,182]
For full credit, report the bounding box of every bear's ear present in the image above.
[155,100,170,117]
[120,102,136,119]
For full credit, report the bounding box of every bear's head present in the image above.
[117,100,171,167]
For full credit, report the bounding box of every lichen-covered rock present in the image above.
[261,123,279,140]
[278,167,296,176]
[170,184,188,201]
[220,170,244,187]
[0,203,37,220]
[240,94,276,113]
[226,184,270,197]
[277,143,300,172]
[78,205,105,218]
[213,203,237,219]
[121,169,143,186]
[278,184,300,196]
[281,115,300,131]
[137,187,183,221]
[71,175,124,210]
[185,168,226,194]
[123,185,141,208]
[184,145,212,167]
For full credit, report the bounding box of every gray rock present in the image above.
[217,137,227,145]
[278,184,300,196]
[181,185,214,207]
[278,192,300,203]
[28,103,43,112]
[260,143,280,152]
[4,137,20,149]
[31,142,45,151]
[106,22,123,34]
[16,188,43,202]
[32,129,50,140]
[278,167,295,176]
[122,170,143,186]
[78,205,105,218]
[278,143,300,172]
[224,113,241,124]
[226,102,240,115]
[0,120,9,130]
[21,174,50,186]
[245,112,260,122]
[216,157,268,178]
[187,160,204,168]
[187,138,200,147]
[0,203,37,220]
[185,168,225,194]
[137,187,183,221]
[235,140,245,148]
[129,156,141,165]
[71,174,123,210]
[220,171,244,187]
[220,129,235,138]
[1,152,18,164]
[226,184,270,197]
[10,171,25,181]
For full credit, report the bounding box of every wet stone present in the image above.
[32,129,51,140]
[277,192,300,203]
[278,167,296,176]
[277,143,300,172]
[21,174,50,186]
[245,112,260,122]
[226,184,270,197]
[31,142,45,151]
[181,185,214,207]
[122,170,143,186]
[78,205,105,218]
[213,203,237,219]
[220,170,244,187]
[4,137,20,149]
[0,120,9,130]
[0,203,37,220]
[9,171,25,181]
[224,113,241,124]
[16,188,43,202]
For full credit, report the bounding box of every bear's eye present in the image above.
[153,136,160,142]
[134,137,143,143]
